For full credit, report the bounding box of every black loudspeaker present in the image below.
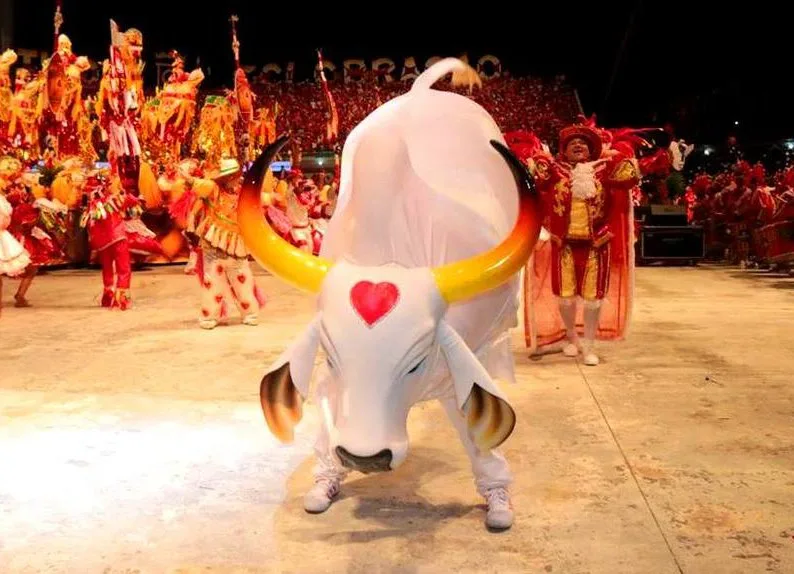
[647,204,688,226]
[639,226,705,262]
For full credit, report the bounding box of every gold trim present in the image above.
[610,159,639,183]
[559,244,576,298]
[582,247,598,301]
[566,198,592,240]
[553,180,567,217]
[592,231,615,249]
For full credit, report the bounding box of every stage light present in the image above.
[785,141,794,151]
[734,121,740,126]
[704,148,712,156]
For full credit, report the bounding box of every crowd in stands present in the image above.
[197,75,582,153]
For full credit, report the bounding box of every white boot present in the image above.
[484,487,514,530]
[303,476,341,514]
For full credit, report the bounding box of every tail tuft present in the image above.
[411,58,482,93]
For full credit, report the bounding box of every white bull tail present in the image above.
[410,57,482,93]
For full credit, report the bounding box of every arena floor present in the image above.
[1,263,793,574]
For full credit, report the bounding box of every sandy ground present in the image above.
[1,263,793,574]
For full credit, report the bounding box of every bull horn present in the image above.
[237,135,332,293]
[432,140,541,304]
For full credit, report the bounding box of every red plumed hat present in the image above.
[559,124,603,159]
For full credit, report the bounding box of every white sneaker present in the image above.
[582,344,600,366]
[199,319,218,330]
[562,341,579,357]
[484,487,514,530]
[303,478,341,514]
[242,314,258,326]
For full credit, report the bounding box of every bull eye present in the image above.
[407,357,426,376]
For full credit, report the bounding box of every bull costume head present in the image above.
[238,60,541,473]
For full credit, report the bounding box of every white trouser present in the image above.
[199,251,258,322]
[312,377,512,496]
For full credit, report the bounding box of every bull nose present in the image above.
[335,446,393,474]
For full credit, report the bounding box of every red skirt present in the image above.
[17,231,61,266]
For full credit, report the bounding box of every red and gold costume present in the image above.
[140,52,204,164]
[4,189,63,266]
[190,95,237,168]
[37,35,93,161]
[97,21,144,193]
[169,158,265,329]
[7,67,41,152]
[520,122,639,364]
[79,171,153,309]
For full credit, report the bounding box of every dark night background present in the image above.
[5,0,789,145]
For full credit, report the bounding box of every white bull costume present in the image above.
[237,59,542,530]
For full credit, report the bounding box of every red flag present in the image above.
[317,50,338,146]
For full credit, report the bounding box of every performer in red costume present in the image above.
[4,188,62,307]
[80,172,142,310]
[522,120,639,366]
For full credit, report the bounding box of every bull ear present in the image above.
[436,320,516,452]
[260,315,321,443]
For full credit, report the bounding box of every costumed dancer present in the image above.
[170,158,265,329]
[227,15,257,166]
[157,158,203,274]
[522,120,639,366]
[0,156,66,307]
[139,50,204,164]
[3,188,63,307]
[38,34,92,159]
[98,22,162,264]
[262,170,333,256]
[79,171,141,310]
[237,59,531,530]
[100,20,144,194]
[0,193,32,315]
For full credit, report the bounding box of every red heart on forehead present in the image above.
[350,281,400,327]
